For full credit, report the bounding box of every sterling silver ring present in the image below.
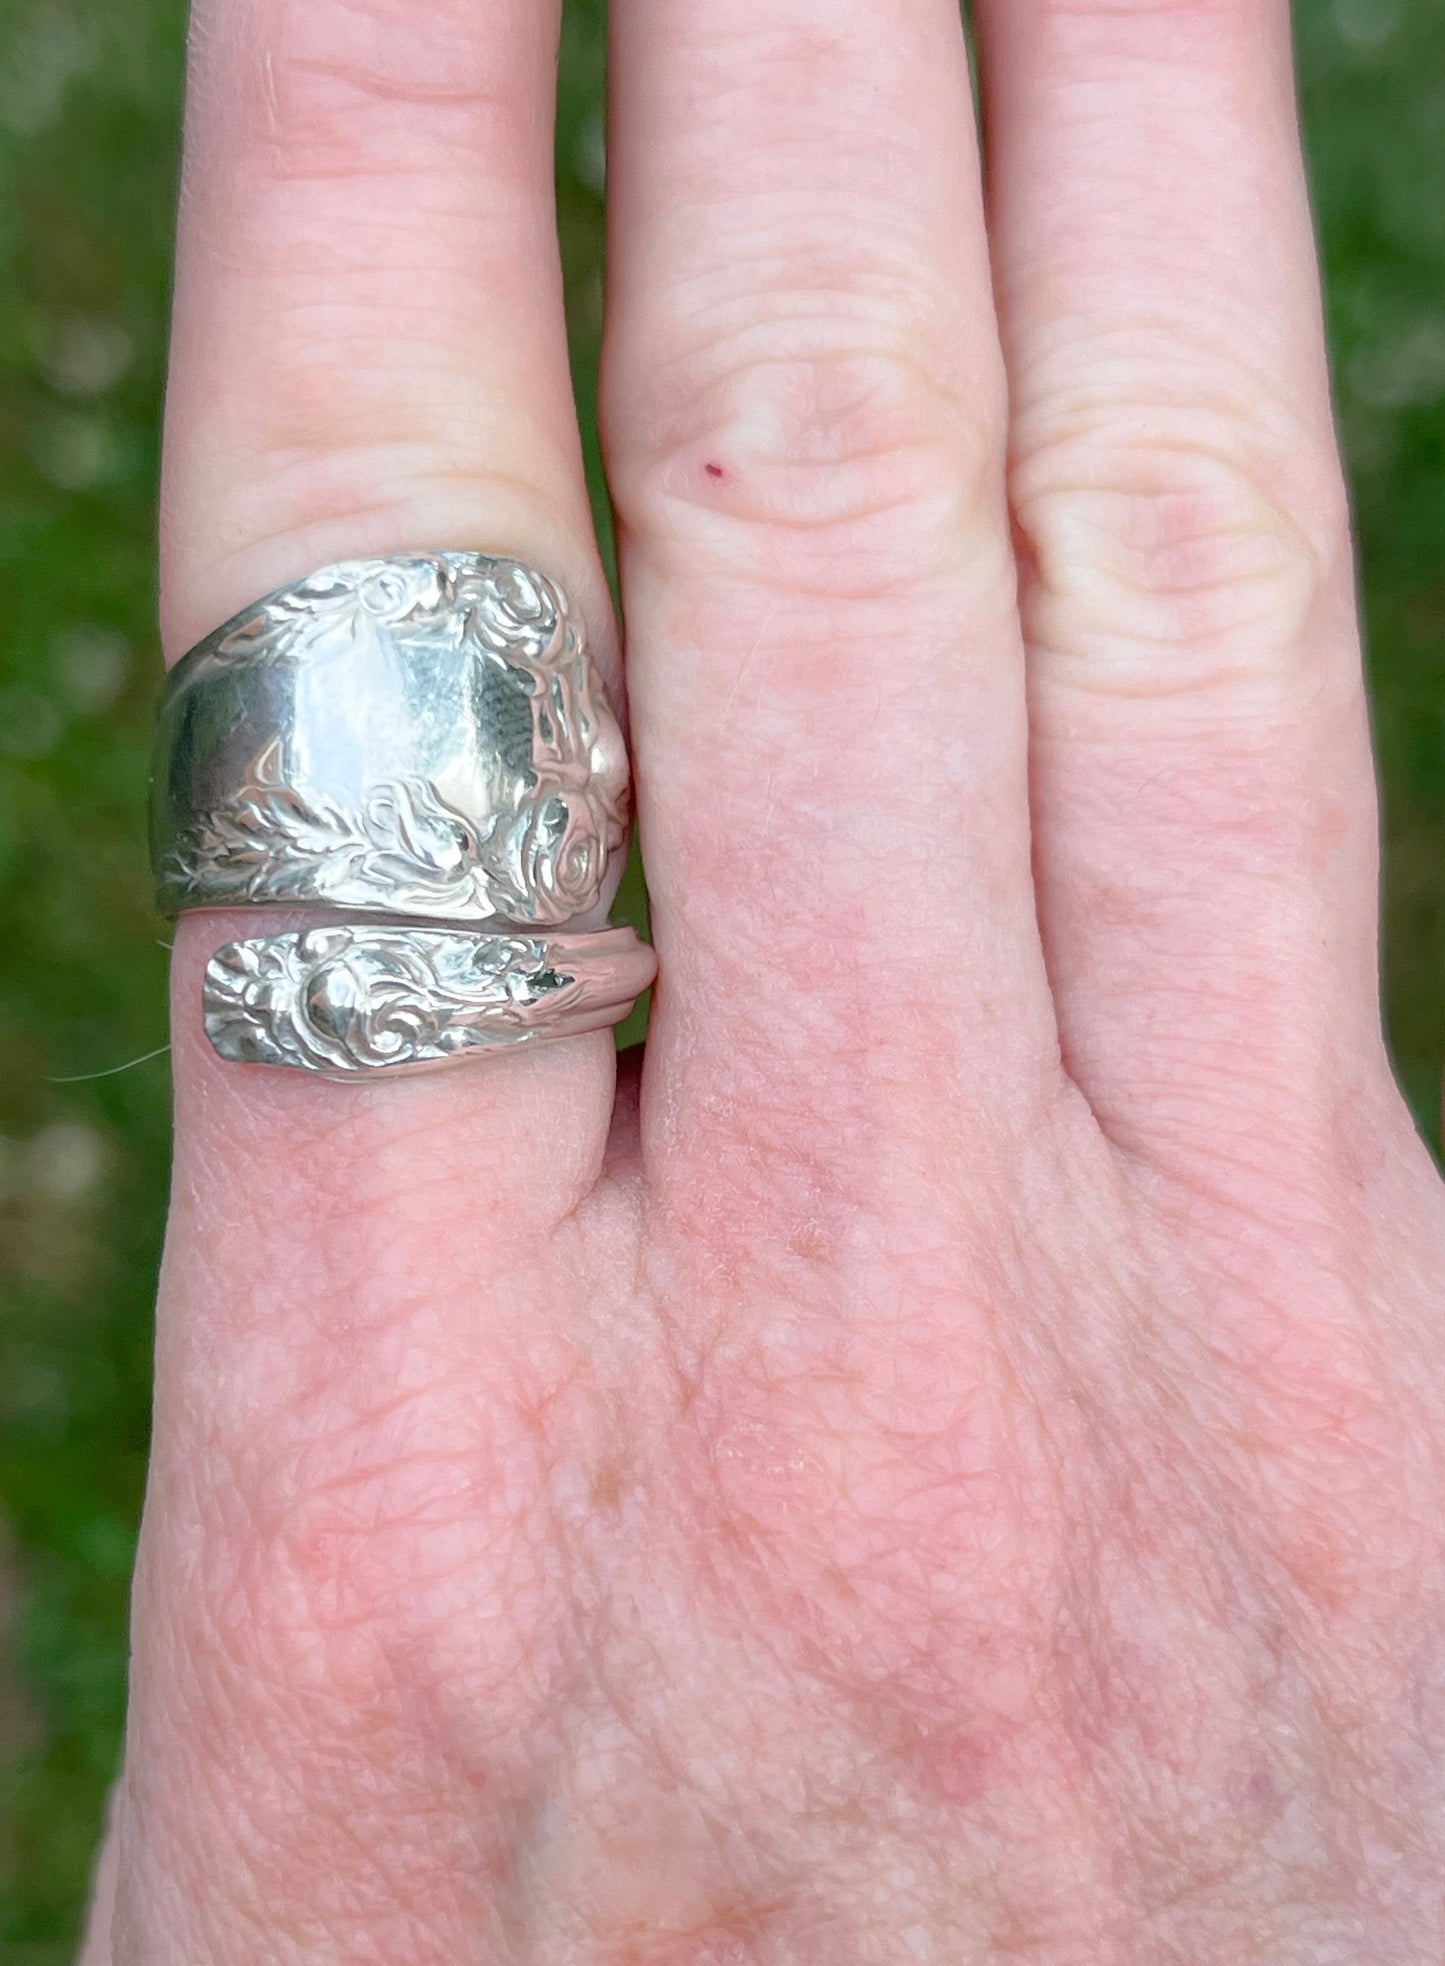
[150,554,652,1076]
[151,552,630,926]
[203,923,656,1079]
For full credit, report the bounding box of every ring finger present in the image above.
[113,0,620,1954]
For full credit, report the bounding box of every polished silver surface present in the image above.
[203,923,655,1078]
[151,553,629,925]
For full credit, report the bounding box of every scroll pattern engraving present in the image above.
[204,926,581,1075]
[167,740,491,909]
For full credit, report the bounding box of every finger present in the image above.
[77,1782,121,1965]
[160,0,607,658]
[974,0,1383,1173]
[115,0,619,1956]
[603,0,1062,1215]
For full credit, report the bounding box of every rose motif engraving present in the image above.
[504,788,611,920]
[460,560,562,656]
[204,926,581,1075]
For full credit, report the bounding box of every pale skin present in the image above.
[81,0,1445,1958]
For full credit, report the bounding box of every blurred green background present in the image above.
[0,0,1442,1953]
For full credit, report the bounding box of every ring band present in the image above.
[203,923,656,1078]
[151,553,630,926]
[150,554,653,1077]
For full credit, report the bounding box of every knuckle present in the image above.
[192,1379,572,1724]
[163,450,588,658]
[1012,394,1352,695]
[607,318,1006,599]
[224,0,513,183]
[214,446,545,570]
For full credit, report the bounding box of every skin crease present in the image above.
[85,0,1445,1960]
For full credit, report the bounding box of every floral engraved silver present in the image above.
[203,924,656,1078]
[151,554,629,925]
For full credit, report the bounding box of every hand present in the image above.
[91,0,1445,1958]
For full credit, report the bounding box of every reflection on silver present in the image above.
[203,923,655,1079]
[151,553,629,925]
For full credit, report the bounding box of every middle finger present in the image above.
[604,0,1063,1230]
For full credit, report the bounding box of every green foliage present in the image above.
[0,0,1441,1952]
[1298,0,1445,1124]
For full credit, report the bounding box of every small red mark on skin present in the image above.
[703,461,725,479]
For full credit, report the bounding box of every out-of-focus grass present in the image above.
[0,0,1441,1953]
